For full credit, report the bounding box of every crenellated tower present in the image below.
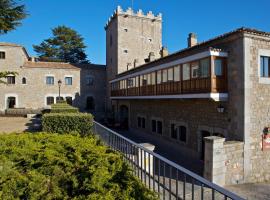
[105,6,163,79]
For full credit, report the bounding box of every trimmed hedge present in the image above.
[50,102,79,113]
[0,133,157,199]
[42,113,93,135]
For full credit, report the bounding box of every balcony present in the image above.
[110,50,228,101]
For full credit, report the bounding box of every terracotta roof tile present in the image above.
[23,61,81,70]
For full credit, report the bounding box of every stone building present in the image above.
[0,42,106,119]
[107,6,270,184]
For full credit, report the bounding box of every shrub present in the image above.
[42,113,93,135]
[0,133,157,199]
[50,102,79,113]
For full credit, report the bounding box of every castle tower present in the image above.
[105,6,163,79]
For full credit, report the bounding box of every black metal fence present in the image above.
[93,121,244,200]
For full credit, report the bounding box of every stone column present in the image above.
[203,136,226,186]
[139,143,155,176]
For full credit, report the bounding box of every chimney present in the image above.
[160,46,168,58]
[134,59,139,68]
[149,52,155,62]
[187,33,197,47]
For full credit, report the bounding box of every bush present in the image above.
[42,113,93,135]
[50,102,79,113]
[0,133,157,199]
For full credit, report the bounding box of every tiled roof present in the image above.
[23,61,81,70]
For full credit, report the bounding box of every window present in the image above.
[0,51,5,59]
[157,70,162,84]
[191,62,199,78]
[152,120,156,132]
[151,72,156,85]
[182,63,190,80]
[174,65,180,81]
[7,76,15,84]
[65,77,72,85]
[179,126,187,142]
[46,76,54,85]
[22,77,26,84]
[86,96,95,110]
[168,68,174,81]
[171,124,177,139]
[46,97,54,105]
[124,28,128,32]
[260,56,270,77]
[214,59,223,76]
[137,117,142,128]
[124,49,128,53]
[86,76,94,86]
[138,116,146,128]
[66,96,72,105]
[157,121,162,134]
[200,58,210,78]
[162,70,168,82]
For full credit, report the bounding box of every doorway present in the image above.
[119,105,129,130]
[7,97,16,108]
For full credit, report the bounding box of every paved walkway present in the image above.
[0,117,41,133]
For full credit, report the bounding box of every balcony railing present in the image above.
[110,56,228,98]
[93,121,244,200]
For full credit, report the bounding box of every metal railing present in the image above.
[93,121,244,200]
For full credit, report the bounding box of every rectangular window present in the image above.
[137,117,142,128]
[7,76,15,84]
[46,76,54,85]
[162,69,168,82]
[46,97,54,105]
[135,76,139,87]
[168,68,174,81]
[200,58,210,78]
[128,78,134,88]
[152,120,156,132]
[157,121,162,135]
[261,56,270,77]
[174,65,180,81]
[179,126,187,142]
[0,51,5,59]
[65,77,72,85]
[151,72,156,85]
[214,59,223,76]
[86,76,94,85]
[157,70,162,84]
[191,62,199,78]
[171,124,177,139]
[182,63,190,80]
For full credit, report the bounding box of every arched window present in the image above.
[22,77,26,84]
[86,97,95,110]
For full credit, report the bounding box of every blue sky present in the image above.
[1,0,270,64]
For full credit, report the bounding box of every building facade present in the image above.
[0,43,106,119]
[106,7,270,184]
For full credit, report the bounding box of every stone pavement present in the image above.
[0,117,41,133]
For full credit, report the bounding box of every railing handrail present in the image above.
[93,121,244,200]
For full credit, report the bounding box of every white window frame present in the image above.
[65,76,73,86]
[258,49,270,84]
[45,75,55,85]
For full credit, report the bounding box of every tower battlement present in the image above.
[105,5,162,29]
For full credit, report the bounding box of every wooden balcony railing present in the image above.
[111,76,227,97]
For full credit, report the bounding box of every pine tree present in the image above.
[0,0,27,34]
[33,26,90,64]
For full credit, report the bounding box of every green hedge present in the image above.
[42,113,93,135]
[50,102,79,113]
[0,133,157,199]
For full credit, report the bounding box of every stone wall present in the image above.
[204,136,244,186]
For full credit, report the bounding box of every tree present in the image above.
[0,71,18,84]
[0,0,27,34]
[33,26,90,64]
